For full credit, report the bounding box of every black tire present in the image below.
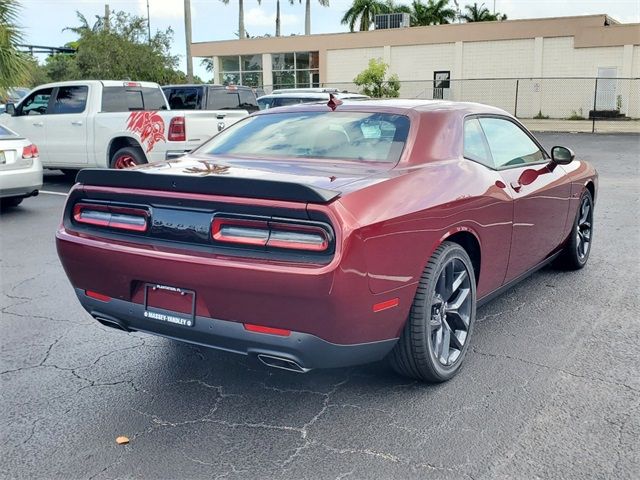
[389,241,477,382]
[557,189,594,270]
[1,197,23,208]
[109,146,146,169]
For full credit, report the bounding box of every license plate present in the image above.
[0,151,5,165]
[143,284,196,327]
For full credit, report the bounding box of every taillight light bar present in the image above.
[73,203,149,232]
[211,217,331,252]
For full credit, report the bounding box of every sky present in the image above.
[17,0,640,80]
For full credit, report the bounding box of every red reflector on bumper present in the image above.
[244,323,291,337]
[373,298,399,312]
[86,290,111,302]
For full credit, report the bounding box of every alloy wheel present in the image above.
[576,195,592,260]
[430,258,472,366]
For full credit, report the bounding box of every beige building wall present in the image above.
[462,39,536,78]
[542,37,625,76]
[325,47,385,84]
[390,43,455,98]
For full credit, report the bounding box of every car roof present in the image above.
[271,88,344,94]
[163,84,253,90]
[29,80,161,90]
[255,98,509,116]
[258,92,369,100]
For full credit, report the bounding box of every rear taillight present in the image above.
[22,144,39,159]
[211,217,331,252]
[168,116,186,141]
[73,203,149,232]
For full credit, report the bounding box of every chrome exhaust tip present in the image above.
[257,354,310,373]
[94,315,130,332]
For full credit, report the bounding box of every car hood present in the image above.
[131,154,397,196]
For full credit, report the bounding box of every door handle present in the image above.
[32,122,43,127]
[510,181,522,192]
[71,120,83,126]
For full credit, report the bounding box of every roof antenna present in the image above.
[327,93,343,111]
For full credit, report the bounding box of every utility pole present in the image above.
[184,0,193,83]
[104,4,110,31]
[275,0,281,37]
[146,0,151,43]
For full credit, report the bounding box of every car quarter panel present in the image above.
[337,159,513,299]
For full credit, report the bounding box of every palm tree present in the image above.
[219,0,261,39]
[0,0,30,97]
[411,0,456,25]
[291,0,330,35]
[461,2,506,22]
[341,0,390,32]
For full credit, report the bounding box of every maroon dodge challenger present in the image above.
[56,99,597,382]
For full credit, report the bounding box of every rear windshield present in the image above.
[0,125,16,137]
[101,86,167,112]
[196,111,410,163]
[207,88,258,112]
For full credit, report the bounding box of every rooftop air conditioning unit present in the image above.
[374,13,411,30]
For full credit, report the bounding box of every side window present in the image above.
[479,117,545,168]
[102,87,167,112]
[19,88,53,116]
[463,118,492,168]
[52,86,88,114]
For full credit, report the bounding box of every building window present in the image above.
[220,54,263,87]
[271,51,319,89]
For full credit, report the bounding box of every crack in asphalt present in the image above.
[315,442,474,478]
[472,347,640,393]
[475,302,527,323]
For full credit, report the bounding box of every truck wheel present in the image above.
[110,147,146,169]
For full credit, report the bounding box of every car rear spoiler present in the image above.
[75,169,341,204]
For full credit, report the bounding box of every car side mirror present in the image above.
[5,103,16,116]
[551,146,574,165]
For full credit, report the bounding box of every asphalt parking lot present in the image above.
[1,133,639,479]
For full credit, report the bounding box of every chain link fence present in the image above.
[263,78,639,133]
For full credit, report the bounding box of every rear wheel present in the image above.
[557,189,594,270]
[110,147,146,169]
[390,242,476,382]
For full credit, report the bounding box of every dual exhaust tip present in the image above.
[257,354,310,374]
[94,314,310,374]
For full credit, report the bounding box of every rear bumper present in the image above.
[76,288,397,370]
[0,159,43,198]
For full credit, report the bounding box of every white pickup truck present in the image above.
[0,80,248,171]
